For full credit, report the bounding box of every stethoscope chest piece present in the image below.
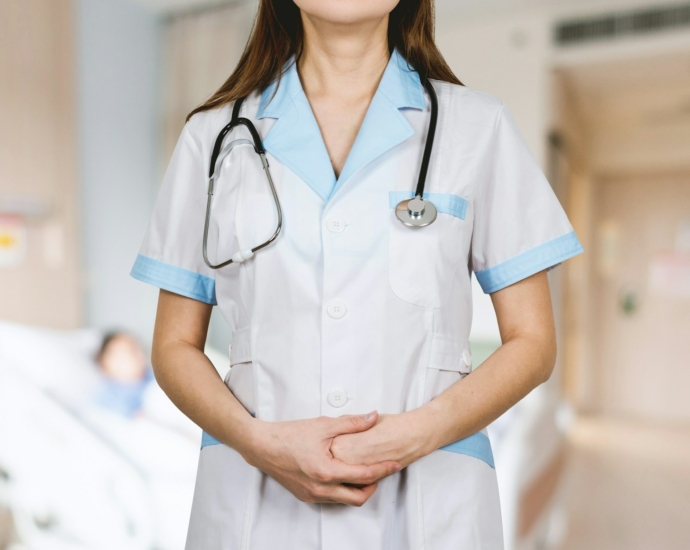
[204,75,440,268]
[395,197,437,227]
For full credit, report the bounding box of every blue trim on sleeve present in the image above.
[130,254,217,305]
[440,431,495,469]
[475,231,584,294]
[389,191,468,220]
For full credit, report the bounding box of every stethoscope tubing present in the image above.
[203,97,284,269]
[203,75,438,268]
[415,78,438,200]
[202,137,283,269]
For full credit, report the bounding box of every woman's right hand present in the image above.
[241,411,401,506]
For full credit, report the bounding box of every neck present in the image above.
[297,13,390,102]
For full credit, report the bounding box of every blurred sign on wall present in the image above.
[649,252,690,297]
[0,215,27,268]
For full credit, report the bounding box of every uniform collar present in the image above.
[375,48,427,111]
[257,49,425,118]
[256,49,426,202]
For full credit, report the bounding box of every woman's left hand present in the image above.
[331,409,435,469]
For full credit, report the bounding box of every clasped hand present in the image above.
[242,410,432,507]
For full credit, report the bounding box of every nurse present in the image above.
[131,0,584,548]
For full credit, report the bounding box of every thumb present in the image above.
[329,411,378,436]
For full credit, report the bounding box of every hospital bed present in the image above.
[0,321,210,550]
[0,321,570,550]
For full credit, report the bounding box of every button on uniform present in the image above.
[327,389,348,408]
[326,300,347,319]
[326,216,346,233]
[462,347,472,369]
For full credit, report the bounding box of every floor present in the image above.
[560,416,690,550]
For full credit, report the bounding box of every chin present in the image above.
[294,0,400,25]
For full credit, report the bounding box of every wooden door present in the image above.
[594,173,690,421]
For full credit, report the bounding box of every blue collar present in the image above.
[255,49,426,202]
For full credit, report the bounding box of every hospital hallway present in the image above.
[559,416,690,550]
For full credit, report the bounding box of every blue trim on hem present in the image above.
[200,431,494,470]
[201,412,255,449]
[475,231,584,294]
[201,431,222,449]
[440,432,495,469]
[130,255,217,305]
[389,191,468,220]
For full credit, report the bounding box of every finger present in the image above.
[322,482,378,506]
[328,459,401,485]
[326,411,378,437]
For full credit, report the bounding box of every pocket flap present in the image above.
[388,191,468,220]
[428,335,472,373]
[228,327,252,365]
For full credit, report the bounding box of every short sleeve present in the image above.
[471,103,584,294]
[130,124,217,305]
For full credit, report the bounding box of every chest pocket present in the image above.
[388,191,470,307]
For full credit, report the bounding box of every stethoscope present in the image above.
[202,76,439,269]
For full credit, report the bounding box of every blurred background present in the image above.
[1,0,689,548]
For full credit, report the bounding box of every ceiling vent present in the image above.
[555,3,690,46]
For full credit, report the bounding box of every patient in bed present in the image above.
[95,331,154,418]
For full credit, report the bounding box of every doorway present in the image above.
[553,47,690,550]
[554,50,690,423]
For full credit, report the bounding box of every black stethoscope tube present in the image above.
[415,78,438,199]
[203,75,440,268]
[208,96,261,179]
[209,78,438,194]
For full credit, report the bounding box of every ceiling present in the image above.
[559,51,690,174]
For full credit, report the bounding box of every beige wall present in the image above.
[549,70,596,410]
[0,0,80,328]
[163,2,255,161]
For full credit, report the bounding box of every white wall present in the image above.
[437,11,553,344]
[78,0,161,341]
[437,11,552,165]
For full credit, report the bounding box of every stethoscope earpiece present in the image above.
[395,196,438,227]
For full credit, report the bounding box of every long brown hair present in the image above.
[186,0,462,122]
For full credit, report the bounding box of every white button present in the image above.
[326,300,347,319]
[462,348,472,368]
[326,216,346,233]
[327,389,348,408]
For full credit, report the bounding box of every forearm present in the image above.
[151,293,399,507]
[151,341,257,455]
[331,271,557,467]
[419,331,555,453]
[331,333,555,468]
[151,290,256,456]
